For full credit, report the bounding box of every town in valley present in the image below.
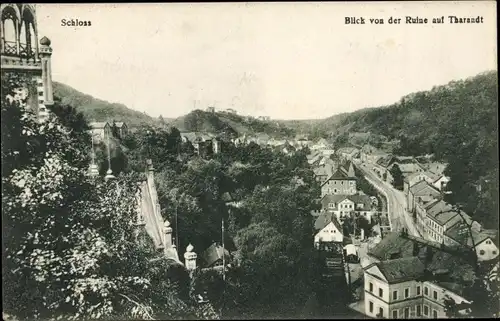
[1,3,498,321]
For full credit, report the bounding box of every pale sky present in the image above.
[31,2,497,120]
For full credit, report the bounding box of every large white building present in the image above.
[321,194,375,223]
[362,232,477,319]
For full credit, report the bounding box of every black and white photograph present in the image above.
[1,2,498,320]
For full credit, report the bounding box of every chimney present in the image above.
[184,244,197,271]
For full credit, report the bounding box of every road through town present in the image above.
[353,160,421,237]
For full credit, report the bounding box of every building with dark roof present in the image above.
[201,242,231,268]
[89,121,112,141]
[113,121,129,137]
[407,180,441,213]
[321,193,375,223]
[321,167,357,197]
[445,224,499,262]
[403,171,439,195]
[362,231,478,319]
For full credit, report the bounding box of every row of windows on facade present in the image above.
[326,188,355,194]
[328,180,355,185]
[328,203,365,209]
[424,223,497,257]
[368,301,438,318]
[368,282,440,301]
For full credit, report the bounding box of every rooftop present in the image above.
[314,212,343,232]
[368,232,477,296]
[201,243,231,268]
[89,121,110,129]
[409,180,441,196]
[375,256,426,283]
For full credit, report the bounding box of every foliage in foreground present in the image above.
[1,74,216,320]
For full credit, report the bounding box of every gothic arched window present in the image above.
[1,5,20,55]
[20,6,37,58]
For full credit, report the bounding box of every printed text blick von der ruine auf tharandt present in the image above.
[345,16,484,25]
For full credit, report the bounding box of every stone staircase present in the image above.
[136,159,181,264]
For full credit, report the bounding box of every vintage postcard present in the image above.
[1,2,498,320]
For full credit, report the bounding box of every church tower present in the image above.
[1,4,53,121]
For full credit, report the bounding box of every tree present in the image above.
[389,164,404,190]
[444,272,499,318]
[2,73,213,321]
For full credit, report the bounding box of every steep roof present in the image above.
[89,121,110,129]
[368,232,416,260]
[375,257,426,284]
[426,200,464,227]
[322,194,373,211]
[409,180,441,196]
[445,223,498,247]
[314,212,342,232]
[321,194,351,207]
[376,155,395,168]
[368,232,477,295]
[347,194,373,209]
[399,163,425,174]
[404,171,438,183]
[201,243,231,268]
[415,195,440,209]
[114,121,126,128]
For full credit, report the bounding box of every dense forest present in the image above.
[170,109,295,138]
[53,82,162,127]
[53,82,297,139]
[115,124,322,318]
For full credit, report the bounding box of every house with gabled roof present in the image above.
[424,200,467,244]
[424,162,448,176]
[414,196,441,236]
[431,174,450,192]
[362,231,476,319]
[403,171,439,195]
[201,242,231,269]
[321,193,375,222]
[89,121,112,141]
[314,212,344,247]
[113,121,129,137]
[321,167,357,197]
[407,180,441,213]
[445,224,499,262]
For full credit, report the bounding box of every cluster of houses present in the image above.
[349,145,500,319]
[309,144,378,250]
[404,169,499,264]
[231,134,323,155]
